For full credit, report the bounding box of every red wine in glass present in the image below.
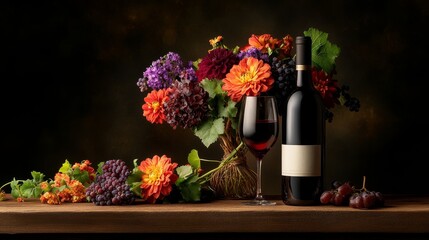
[241,119,278,160]
[239,95,279,206]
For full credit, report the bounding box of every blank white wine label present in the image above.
[281,145,321,176]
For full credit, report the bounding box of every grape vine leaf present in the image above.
[304,27,340,73]
[194,117,224,148]
[219,98,237,119]
[201,79,224,98]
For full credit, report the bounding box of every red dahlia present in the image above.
[196,48,238,82]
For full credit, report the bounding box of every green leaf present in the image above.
[58,159,71,174]
[127,164,143,198]
[130,182,142,198]
[72,168,90,186]
[10,178,21,198]
[187,149,201,170]
[304,27,340,73]
[97,162,104,175]
[133,159,139,168]
[51,185,67,194]
[193,59,201,69]
[177,181,201,202]
[175,165,193,185]
[201,79,224,98]
[127,168,143,186]
[33,186,43,198]
[194,118,225,148]
[219,98,237,118]
[20,180,38,198]
[30,171,45,184]
[232,46,240,54]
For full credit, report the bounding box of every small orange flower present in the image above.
[72,160,96,182]
[40,181,50,192]
[142,89,169,124]
[247,34,280,53]
[209,36,223,48]
[222,57,274,102]
[40,192,60,205]
[138,155,178,203]
[53,173,70,187]
[67,180,87,203]
[279,35,294,58]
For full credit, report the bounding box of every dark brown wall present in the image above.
[1,0,428,195]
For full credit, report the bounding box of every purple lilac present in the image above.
[141,52,184,90]
[180,61,198,82]
[237,47,269,63]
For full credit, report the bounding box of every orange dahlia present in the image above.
[142,89,169,124]
[138,155,178,203]
[246,34,280,53]
[222,57,274,102]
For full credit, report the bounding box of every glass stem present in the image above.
[255,158,263,201]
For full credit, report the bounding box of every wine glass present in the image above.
[238,95,279,206]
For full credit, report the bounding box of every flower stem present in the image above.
[0,181,14,191]
[199,159,222,163]
[197,141,244,184]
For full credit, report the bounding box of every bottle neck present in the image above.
[296,67,313,88]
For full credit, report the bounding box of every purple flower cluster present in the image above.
[137,52,197,92]
[164,79,209,129]
[237,47,269,63]
[179,61,198,82]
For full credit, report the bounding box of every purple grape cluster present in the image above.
[349,191,384,209]
[86,159,135,206]
[320,181,354,206]
[320,180,384,209]
[269,57,296,114]
[340,85,361,112]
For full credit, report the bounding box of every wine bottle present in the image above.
[281,36,325,205]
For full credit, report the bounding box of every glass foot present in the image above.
[242,199,276,206]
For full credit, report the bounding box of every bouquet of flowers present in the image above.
[136,27,360,199]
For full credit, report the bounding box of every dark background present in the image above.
[1,0,428,196]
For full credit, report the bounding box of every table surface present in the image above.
[1,194,428,234]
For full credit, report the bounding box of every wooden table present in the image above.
[1,195,428,239]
